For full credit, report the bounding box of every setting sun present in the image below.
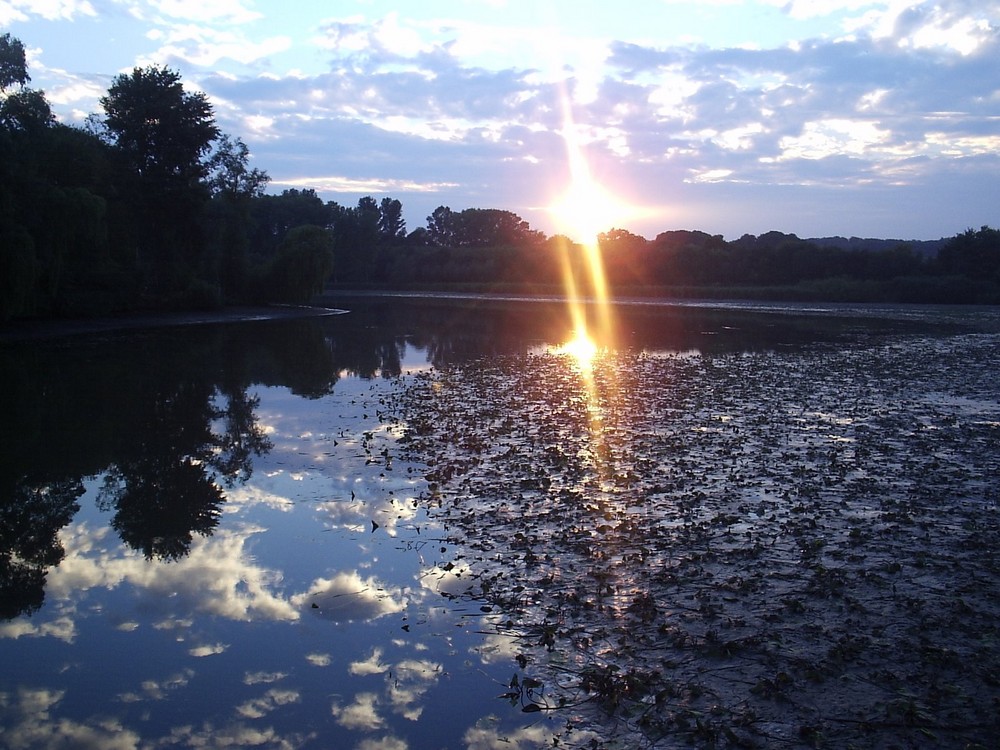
[549,167,633,246]
[554,328,598,370]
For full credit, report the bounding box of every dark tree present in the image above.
[427,206,457,247]
[101,66,219,296]
[0,88,54,132]
[205,135,270,300]
[379,197,406,241]
[0,479,84,619]
[938,226,1000,282]
[248,188,333,261]
[101,66,218,187]
[329,197,380,282]
[207,134,269,199]
[0,33,29,91]
[267,224,335,301]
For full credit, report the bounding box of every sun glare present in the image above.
[555,328,598,370]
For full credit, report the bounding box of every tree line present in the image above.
[3,32,999,321]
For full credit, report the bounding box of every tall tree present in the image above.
[205,135,270,300]
[101,66,218,187]
[379,197,406,241]
[100,66,219,296]
[427,205,456,247]
[0,33,29,92]
[207,134,269,199]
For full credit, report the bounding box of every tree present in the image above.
[0,88,53,132]
[100,66,220,296]
[937,226,1000,282]
[267,225,335,302]
[329,197,380,282]
[205,134,270,300]
[427,206,456,247]
[207,134,269,199]
[101,66,219,187]
[0,33,29,92]
[379,197,406,241]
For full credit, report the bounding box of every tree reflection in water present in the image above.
[0,479,83,618]
[96,379,272,561]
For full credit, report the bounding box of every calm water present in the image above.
[1,296,996,749]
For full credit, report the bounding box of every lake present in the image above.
[2,294,999,749]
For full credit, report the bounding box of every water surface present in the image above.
[2,296,997,748]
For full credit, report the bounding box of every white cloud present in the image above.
[292,570,407,623]
[235,688,300,719]
[35,522,300,632]
[0,615,77,643]
[163,721,314,748]
[844,0,999,55]
[272,175,460,195]
[137,24,291,67]
[305,652,332,667]
[117,669,194,702]
[242,670,289,685]
[777,118,890,160]
[349,647,391,676]
[188,642,229,657]
[464,720,573,750]
[331,691,384,730]
[356,737,409,750]
[0,0,95,24]
[387,658,441,721]
[148,0,261,24]
[0,688,142,750]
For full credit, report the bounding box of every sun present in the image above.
[554,327,599,371]
[549,169,633,246]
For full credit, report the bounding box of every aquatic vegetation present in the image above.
[391,333,1000,748]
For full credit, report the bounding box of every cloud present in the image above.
[242,670,289,685]
[9,521,301,642]
[0,0,95,24]
[356,737,409,750]
[273,176,459,195]
[234,688,300,719]
[162,720,315,748]
[0,615,77,643]
[292,570,407,622]
[349,647,391,676]
[116,669,194,703]
[188,642,229,657]
[305,652,332,667]
[139,25,291,68]
[464,721,575,750]
[386,658,441,721]
[0,688,141,750]
[330,691,384,731]
[147,0,262,25]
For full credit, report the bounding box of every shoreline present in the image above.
[0,304,347,344]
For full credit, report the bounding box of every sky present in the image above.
[3,0,999,242]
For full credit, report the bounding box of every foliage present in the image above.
[1,30,998,322]
[265,224,335,303]
[938,226,1000,282]
[0,33,29,91]
[100,65,218,187]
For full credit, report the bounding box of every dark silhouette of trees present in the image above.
[938,226,1000,282]
[266,224,335,302]
[0,33,29,91]
[100,65,220,299]
[2,32,998,316]
[425,206,542,249]
[0,479,83,618]
[379,197,406,241]
[205,134,271,300]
